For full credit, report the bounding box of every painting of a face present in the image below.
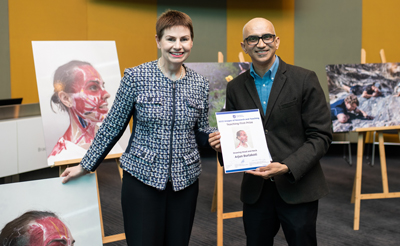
[27,217,75,246]
[237,130,248,143]
[69,65,110,123]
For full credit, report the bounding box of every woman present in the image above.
[48,60,121,161]
[0,210,75,246]
[61,10,216,246]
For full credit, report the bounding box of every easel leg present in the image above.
[348,141,352,165]
[54,158,125,243]
[58,165,68,176]
[95,170,106,240]
[378,132,389,194]
[95,168,126,244]
[4,174,19,183]
[115,158,123,181]
[351,173,356,204]
[211,152,219,212]
[211,176,218,213]
[353,133,364,230]
[371,131,377,166]
[217,161,224,246]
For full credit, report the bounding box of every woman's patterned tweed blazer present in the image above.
[80,60,216,191]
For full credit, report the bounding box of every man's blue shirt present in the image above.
[250,56,279,115]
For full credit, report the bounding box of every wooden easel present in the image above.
[334,48,368,165]
[211,52,246,246]
[380,49,386,63]
[54,153,125,244]
[368,49,400,166]
[351,126,400,230]
[345,49,400,230]
[360,49,400,164]
[211,155,243,246]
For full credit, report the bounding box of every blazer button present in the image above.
[265,129,268,134]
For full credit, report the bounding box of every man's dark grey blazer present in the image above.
[224,57,332,205]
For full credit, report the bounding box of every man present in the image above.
[209,18,332,245]
[0,210,75,245]
[342,83,382,98]
[236,130,249,149]
[330,94,370,123]
[360,83,382,98]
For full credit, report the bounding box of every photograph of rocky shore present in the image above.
[327,63,400,132]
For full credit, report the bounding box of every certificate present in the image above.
[216,109,272,173]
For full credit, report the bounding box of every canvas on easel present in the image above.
[327,57,400,230]
[186,57,250,246]
[0,174,102,245]
[185,62,251,128]
[32,41,130,166]
[326,62,400,133]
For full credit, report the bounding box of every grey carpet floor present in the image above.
[97,144,400,245]
[6,144,400,245]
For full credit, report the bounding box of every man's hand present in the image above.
[361,111,368,118]
[246,162,289,179]
[60,164,89,184]
[208,132,222,153]
[357,109,374,119]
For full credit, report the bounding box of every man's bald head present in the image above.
[240,17,280,74]
[242,18,276,40]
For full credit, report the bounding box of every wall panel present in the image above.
[294,0,362,98]
[9,0,87,104]
[157,1,227,62]
[9,0,158,104]
[87,0,157,73]
[0,0,10,99]
[362,0,400,63]
[10,0,396,106]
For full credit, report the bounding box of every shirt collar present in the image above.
[250,55,280,80]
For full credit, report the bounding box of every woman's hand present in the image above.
[208,132,222,153]
[60,164,89,184]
